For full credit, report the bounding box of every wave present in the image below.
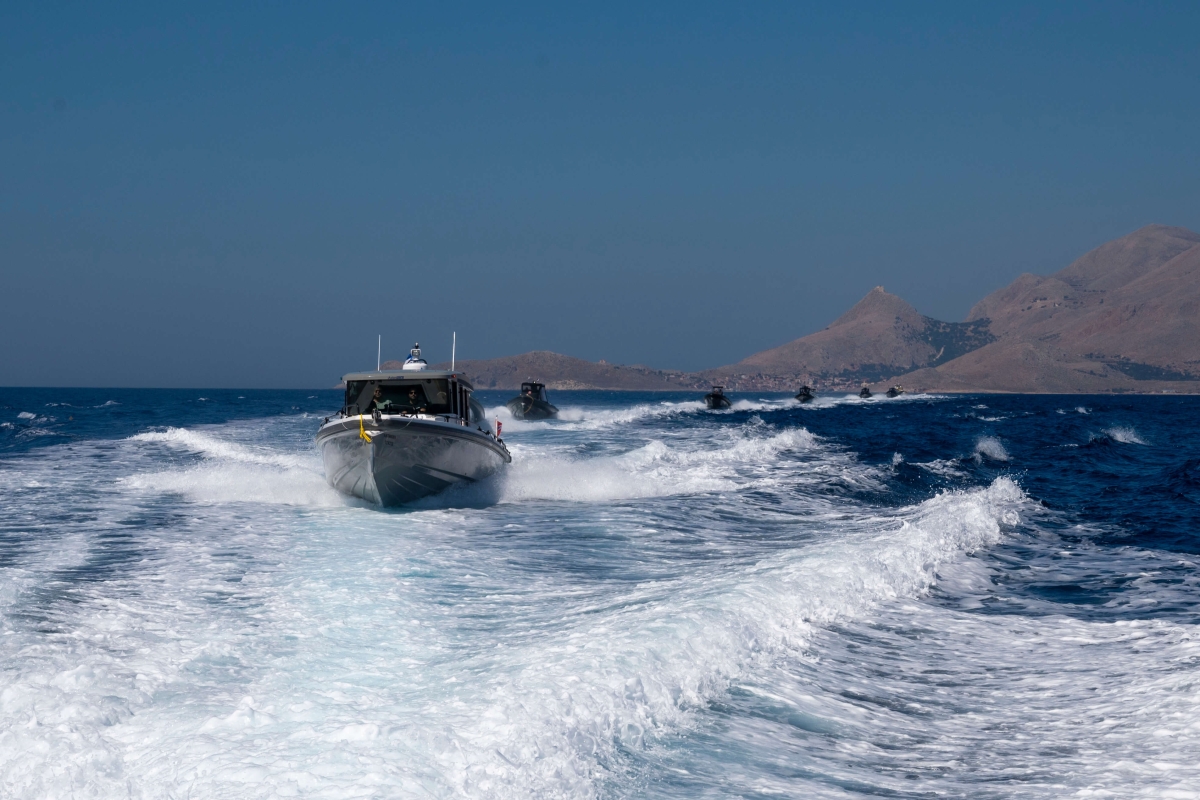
[488,400,704,432]
[510,427,820,502]
[129,428,314,470]
[801,392,947,409]
[727,398,797,412]
[973,436,1010,462]
[123,420,829,510]
[1104,426,1147,445]
[417,426,825,510]
[125,427,341,506]
[426,477,1028,796]
[123,462,342,507]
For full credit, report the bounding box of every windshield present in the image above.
[345,381,367,411]
[349,379,453,415]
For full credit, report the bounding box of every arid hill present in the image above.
[700,286,994,390]
[381,224,1200,394]
[897,224,1200,392]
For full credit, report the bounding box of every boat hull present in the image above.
[505,397,559,420]
[704,394,732,410]
[316,417,510,506]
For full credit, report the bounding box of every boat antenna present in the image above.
[377,335,381,371]
[451,332,456,371]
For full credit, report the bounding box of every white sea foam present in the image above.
[401,478,1028,797]
[130,427,315,470]
[1105,426,1147,445]
[488,400,703,432]
[17,411,35,420]
[728,397,794,412]
[15,427,60,439]
[125,427,341,506]
[702,579,1200,796]
[1,403,1192,799]
[0,465,1024,798]
[973,435,1009,462]
[496,427,819,503]
[816,392,946,408]
[125,462,343,506]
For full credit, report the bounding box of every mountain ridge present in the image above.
[382,224,1200,393]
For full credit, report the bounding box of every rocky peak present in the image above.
[829,286,925,329]
[1054,224,1200,292]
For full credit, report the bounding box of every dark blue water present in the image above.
[1,388,1198,797]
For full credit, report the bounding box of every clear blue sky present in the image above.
[3,2,1198,387]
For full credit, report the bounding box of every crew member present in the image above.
[366,386,392,413]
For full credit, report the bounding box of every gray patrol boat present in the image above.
[316,344,511,506]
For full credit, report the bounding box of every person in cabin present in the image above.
[366,386,392,413]
[405,387,427,414]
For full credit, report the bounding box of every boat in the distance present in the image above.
[316,344,510,506]
[505,381,559,420]
[704,385,732,409]
[859,385,872,398]
[795,385,816,403]
[886,385,905,398]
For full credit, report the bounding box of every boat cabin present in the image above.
[341,370,486,427]
[520,382,549,402]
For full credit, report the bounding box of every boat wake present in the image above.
[3,391,1198,799]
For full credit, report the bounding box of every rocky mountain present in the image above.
[897,225,1200,392]
[700,286,994,390]
[381,224,1200,394]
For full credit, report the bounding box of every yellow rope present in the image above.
[359,410,371,442]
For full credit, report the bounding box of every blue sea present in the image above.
[2,388,1199,798]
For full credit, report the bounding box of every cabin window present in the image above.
[366,379,453,415]
[469,397,486,426]
[345,381,368,411]
[421,379,451,414]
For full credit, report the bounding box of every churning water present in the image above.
[2,389,1199,798]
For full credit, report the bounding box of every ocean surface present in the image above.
[2,388,1199,799]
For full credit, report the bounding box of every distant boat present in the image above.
[859,385,872,398]
[506,381,559,420]
[704,385,732,410]
[886,385,905,398]
[316,344,510,506]
[795,385,816,403]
